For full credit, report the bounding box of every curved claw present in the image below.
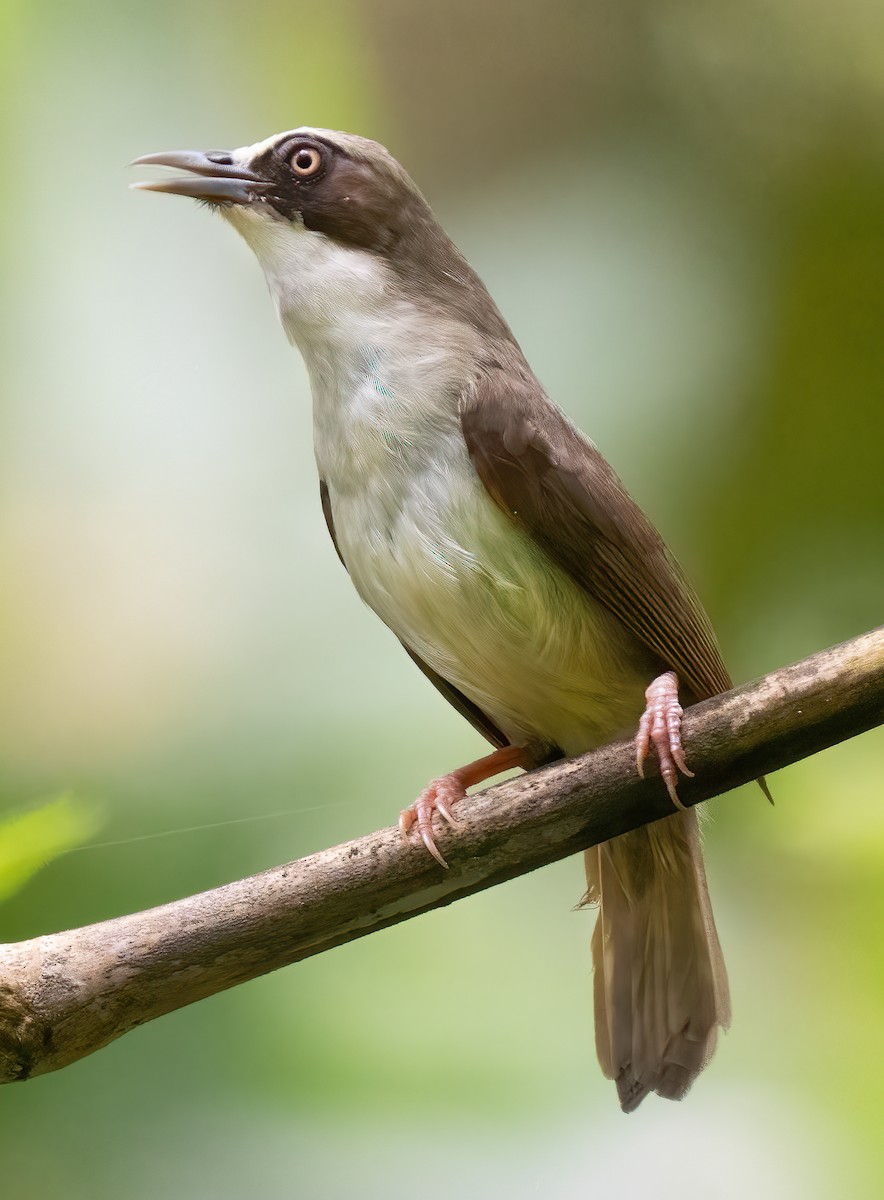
[418,825,449,869]
[398,776,469,869]
[396,745,529,870]
[400,802,448,865]
[434,795,458,826]
[635,671,693,810]
[399,799,448,865]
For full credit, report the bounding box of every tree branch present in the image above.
[1,627,882,1084]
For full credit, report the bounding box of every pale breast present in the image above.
[258,230,651,754]
[328,427,651,757]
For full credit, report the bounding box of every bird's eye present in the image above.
[291,146,323,177]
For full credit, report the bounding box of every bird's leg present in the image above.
[635,670,694,808]
[399,744,529,868]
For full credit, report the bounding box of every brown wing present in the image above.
[460,370,732,703]
[319,480,510,748]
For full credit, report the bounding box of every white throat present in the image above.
[226,207,389,340]
[222,206,642,756]
[225,208,482,495]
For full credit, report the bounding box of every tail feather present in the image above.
[586,809,730,1113]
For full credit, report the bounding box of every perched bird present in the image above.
[133,129,733,1111]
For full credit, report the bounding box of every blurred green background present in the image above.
[1,1,882,1196]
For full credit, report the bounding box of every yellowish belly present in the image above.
[331,457,652,756]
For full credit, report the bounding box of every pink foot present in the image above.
[635,671,694,809]
[399,774,467,868]
[399,744,529,869]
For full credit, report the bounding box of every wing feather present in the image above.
[460,371,732,703]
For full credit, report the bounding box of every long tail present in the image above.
[584,809,730,1112]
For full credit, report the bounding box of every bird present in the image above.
[133,128,733,1111]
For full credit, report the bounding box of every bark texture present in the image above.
[0,627,881,1085]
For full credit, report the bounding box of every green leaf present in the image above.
[0,794,104,902]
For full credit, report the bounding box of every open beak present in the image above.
[130,149,271,205]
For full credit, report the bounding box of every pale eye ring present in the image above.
[291,146,322,177]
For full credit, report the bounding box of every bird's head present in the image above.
[132,127,510,343]
[133,128,428,251]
